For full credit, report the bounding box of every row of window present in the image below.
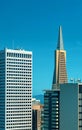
[6,116,31,119]
[7,83,32,85]
[7,61,32,65]
[6,102,31,105]
[7,107,31,110]
[6,126,31,129]
[7,95,31,97]
[7,86,31,88]
[6,90,31,92]
[7,58,32,61]
[7,53,32,58]
[7,80,31,82]
[6,98,31,100]
[7,111,31,113]
[7,68,32,71]
[6,92,31,94]
[7,71,32,74]
[6,114,31,116]
[7,83,31,86]
[7,65,32,67]
[7,77,31,80]
[7,104,31,107]
[6,121,31,124]
[7,74,31,76]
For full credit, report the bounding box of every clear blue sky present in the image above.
[0,0,82,95]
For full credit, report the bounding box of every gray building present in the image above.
[44,83,82,130]
[0,48,32,130]
[44,89,60,130]
[60,83,79,130]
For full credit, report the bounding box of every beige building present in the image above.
[52,26,68,89]
[32,98,43,130]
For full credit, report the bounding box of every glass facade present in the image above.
[79,85,82,130]
[44,90,60,130]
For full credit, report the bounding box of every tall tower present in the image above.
[44,26,68,130]
[0,48,32,130]
[53,26,67,88]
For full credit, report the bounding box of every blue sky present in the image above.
[0,0,82,95]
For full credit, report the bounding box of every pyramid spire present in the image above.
[57,26,64,50]
[52,26,68,89]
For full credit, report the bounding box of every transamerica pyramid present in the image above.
[52,26,68,89]
[57,26,64,50]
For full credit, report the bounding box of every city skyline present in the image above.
[0,0,82,95]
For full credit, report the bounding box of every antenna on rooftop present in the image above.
[77,78,81,83]
[12,40,14,49]
[70,78,81,83]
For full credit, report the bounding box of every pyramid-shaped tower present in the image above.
[52,26,68,89]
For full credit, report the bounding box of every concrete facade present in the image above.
[60,83,78,130]
[32,98,43,130]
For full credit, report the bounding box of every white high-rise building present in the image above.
[0,48,32,130]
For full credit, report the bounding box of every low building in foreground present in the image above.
[44,83,82,130]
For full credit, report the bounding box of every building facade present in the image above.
[32,98,44,130]
[60,83,82,130]
[52,26,67,88]
[60,83,78,130]
[44,83,82,130]
[44,89,60,130]
[0,48,32,130]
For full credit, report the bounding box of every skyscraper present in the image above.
[52,26,68,88]
[44,26,68,130]
[0,48,32,130]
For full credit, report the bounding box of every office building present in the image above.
[32,98,44,130]
[0,48,32,130]
[44,89,60,130]
[52,26,67,89]
[60,83,82,130]
[44,83,82,130]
